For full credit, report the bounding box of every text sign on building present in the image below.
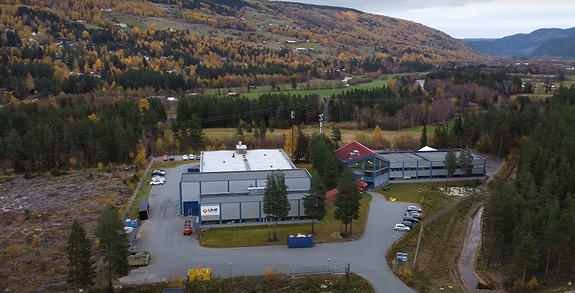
[201,205,220,216]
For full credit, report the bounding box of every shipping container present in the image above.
[287,233,314,248]
[139,199,149,220]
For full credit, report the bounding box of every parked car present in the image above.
[169,155,175,161]
[182,155,188,161]
[409,212,422,219]
[189,154,195,160]
[163,154,168,161]
[407,205,422,212]
[187,167,200,173]
[150,177,164,185]
[152,169,166,176]
[403,221,414,229]
[394,223,411,232]
[152,175,165,183]
[403,216,419,223]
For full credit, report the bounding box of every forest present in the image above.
[481,86,575,290]
[0,5,443,100]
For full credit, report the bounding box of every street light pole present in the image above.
[328,258,331,272]
[229,263,232,278]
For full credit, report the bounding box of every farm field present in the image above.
[203,124,422,144]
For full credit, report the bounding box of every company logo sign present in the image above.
[201,205,220,216]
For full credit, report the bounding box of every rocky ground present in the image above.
[0,170,134,292]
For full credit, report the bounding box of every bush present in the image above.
[97,162,104,169]
[527,276,538,290]
[396,267,414,286]
[49,167,66,176]
[31,235,42,247]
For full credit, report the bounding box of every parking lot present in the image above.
[122,162,418,293]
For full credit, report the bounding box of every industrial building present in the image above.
[179,142,312,225]
[334,141,487,189]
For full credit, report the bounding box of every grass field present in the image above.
[240,79,389,99]
[84,23,102,30]
[386,192,485,293]
[204,125,421,144]
[114,16,147,30]
[200,193,372,248]
[409,119,456,133]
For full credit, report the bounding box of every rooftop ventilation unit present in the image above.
[350,150,360,157]
[236,140,247,154]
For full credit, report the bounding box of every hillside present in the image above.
[0,0,484,100]
[464,27,575,57]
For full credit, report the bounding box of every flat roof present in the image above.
[181,168,310,183]
[200,149,296,172]
[377,150,485,163]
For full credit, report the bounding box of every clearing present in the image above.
[0,170,134,292]
[200,193,372,248]
[203,124,421,144]
[238,79,389,99]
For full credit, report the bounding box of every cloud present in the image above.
[277,0,575,38]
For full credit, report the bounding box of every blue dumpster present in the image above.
[287,234,314,248]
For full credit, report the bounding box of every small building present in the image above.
[179,142,312,225]
[334,141,486,189]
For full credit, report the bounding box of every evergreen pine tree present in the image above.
[294,128,309,162]
[331,128,342,149]
[322,151,340,190]
[303,176,327,234]
[263,171,290,241]
[95,206,130,293]
[67,220,95,291]
[444,148,457,191]
[334,169,361,235]
[420,124,428,148]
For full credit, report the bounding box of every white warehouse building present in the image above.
[179,142,312,225]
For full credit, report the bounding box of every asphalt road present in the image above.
[121,162,417,293]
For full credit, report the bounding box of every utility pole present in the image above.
[291,111,295,160]
[413,220,424,270]
[319,114,324,135]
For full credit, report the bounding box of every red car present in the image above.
[163,154,168,161]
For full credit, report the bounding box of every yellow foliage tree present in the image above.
[88,113,99,122]
[134,140,148,168]
[138,98,150,115]
[155,138,164,155]
[283,125,299,159]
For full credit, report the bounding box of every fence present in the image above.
[288,263,350,277]
[122,155,154,221]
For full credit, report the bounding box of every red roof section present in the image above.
[325,188,338,205]
[334,140,375,163]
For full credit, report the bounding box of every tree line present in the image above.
[0,97,166,173]
[481,86,575,290]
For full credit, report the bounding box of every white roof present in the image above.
[200,149,296,172]
[418,146,437,152]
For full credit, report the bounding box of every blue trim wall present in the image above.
[339,154,391,189]
[179,180,183,215]
[197,199,306,226]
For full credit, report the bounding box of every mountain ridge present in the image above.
[464,26,575,57]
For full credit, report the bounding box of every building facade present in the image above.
[179,143,312,225]
[334,141,487,189]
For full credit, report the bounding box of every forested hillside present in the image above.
[0,0,484,100]
[481,85,575,290]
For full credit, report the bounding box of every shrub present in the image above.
[263,268,278,282]
[97,162,104,169]
[396,267,414,286]
[5,244,22,257]
[527,276,538,290]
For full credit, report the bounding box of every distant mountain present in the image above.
[464,27,575,57]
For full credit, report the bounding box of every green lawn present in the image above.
[84,23,102,30]
[115,17,147,30]
[200,193,373,248]
[377,182,461,217]
[408,119,456,133]
[208,79,388,99]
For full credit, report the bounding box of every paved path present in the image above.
[121,162,417,293]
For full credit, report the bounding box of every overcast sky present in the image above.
[278,0,575,39]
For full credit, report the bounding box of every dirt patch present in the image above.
[0,171,133,292]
